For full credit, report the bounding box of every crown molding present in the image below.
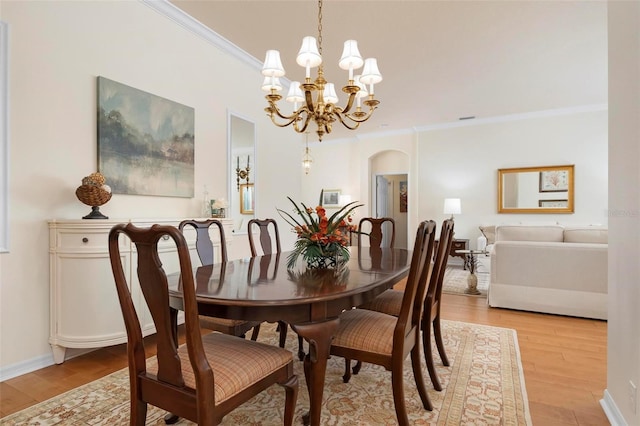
[141,0,263,72]
[414,104,608,133]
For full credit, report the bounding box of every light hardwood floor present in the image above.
[0,293,608,425]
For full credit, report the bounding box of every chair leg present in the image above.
[164,413,180,424]
[433,315,449,366]
[342,358,353,383]
[277,321,288,348]
[131,399,147,426]
[250,323,261,341]
[423,318,443,391]
[391,365,410,426]
[281,375,299,426]
[352,360,363,375]
[411,344,433,411]
[297,335,305,361]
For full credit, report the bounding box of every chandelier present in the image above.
[261,0,382,142]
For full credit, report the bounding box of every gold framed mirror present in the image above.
[498,165,574,214]
[240,183,254,215]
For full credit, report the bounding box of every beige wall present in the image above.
[0,0,301,374]
[604,1,640,424]
[305,108,608,250]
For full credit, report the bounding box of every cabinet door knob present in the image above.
[82,237,89,243]
[162,235,170,241]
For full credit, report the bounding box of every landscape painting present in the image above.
[97,76,194,197]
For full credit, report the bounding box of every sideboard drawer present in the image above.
[56,230,111,250]
[450,239,469,253]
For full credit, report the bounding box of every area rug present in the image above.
[1,320,531,425]
[442,266,490,296]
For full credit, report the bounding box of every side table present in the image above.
[455,249,488,295]
[435,238,469,268]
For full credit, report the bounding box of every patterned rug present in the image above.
[442,266,490,296]
[1,320,531,425]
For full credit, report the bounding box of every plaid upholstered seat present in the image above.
[359,288,404,315]
[147,332,293,404]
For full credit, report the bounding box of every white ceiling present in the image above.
[171,0,608,142]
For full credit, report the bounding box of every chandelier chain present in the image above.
[317,0,323,55]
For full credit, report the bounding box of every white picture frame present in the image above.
[322,189,341,208]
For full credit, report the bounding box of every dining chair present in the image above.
[248,218,305,361]
[179,219,262,341]
[108,223,298,426]
[357,217,396,251]
[358,218,456,391]
[348,216,396,372]
[329,220,437,425]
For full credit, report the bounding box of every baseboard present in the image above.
[601,389,627,426]
[0,354,54,382]
[0,347,96,381]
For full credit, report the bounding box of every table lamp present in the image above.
[443,198,461,220]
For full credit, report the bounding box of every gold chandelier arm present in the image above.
[342,109,376,124]
[332,110,362,130]
[339,86,359,114]
[293,113,313,134]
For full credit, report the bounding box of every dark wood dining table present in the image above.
[167,246,411,426]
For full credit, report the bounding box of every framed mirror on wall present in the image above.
[498,164,575,214]
[240,184,254,214]
[227,111,256,233]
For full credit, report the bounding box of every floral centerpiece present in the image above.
[278,191,362,269]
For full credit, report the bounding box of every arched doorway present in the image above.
[369,150,410,249]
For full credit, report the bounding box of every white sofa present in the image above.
[487,224,608,320]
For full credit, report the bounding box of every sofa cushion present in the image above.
[478,225,496,245]
[563,227,608,244]
[495,224,564,242]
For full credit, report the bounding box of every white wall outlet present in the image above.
[629,380,637,414]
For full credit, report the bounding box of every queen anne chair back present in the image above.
[248,218,282,256]
[179,219,227,265]
[357,217,396,250]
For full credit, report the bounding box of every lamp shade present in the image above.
[285,81,304,103]
[339,40,364,71]
[323,83,339,104]
[443,198,461,216]
[262,50,285,77]
[360,58,383,85]
[296,36,322,68]
[261,76,282,92]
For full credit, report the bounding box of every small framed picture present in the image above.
[539,170,569,192]
[399,181,408,213]
[538,199,568,208]
[322,189,341,208]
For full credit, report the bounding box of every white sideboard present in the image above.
[48,218,233,364]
